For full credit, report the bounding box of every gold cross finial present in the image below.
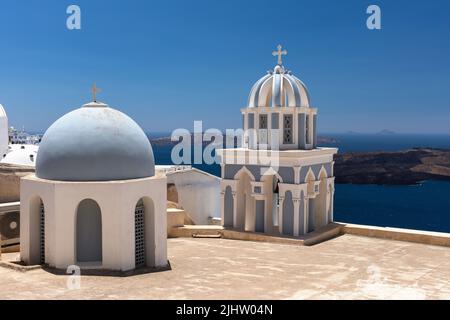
[91,83,101,102]
[272,44,287,65]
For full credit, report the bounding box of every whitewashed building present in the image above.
[20,99,168,271]
[159,166,221,225]
[0,104,39,167]
[217,46,338,236]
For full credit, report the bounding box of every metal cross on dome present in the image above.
[272,44,287,66]
[91,83,101,102]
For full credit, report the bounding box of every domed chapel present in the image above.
[20,88,168,272]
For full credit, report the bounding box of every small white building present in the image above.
[20,100,168,272]
[0,104,39,167]
[158,166,221,225]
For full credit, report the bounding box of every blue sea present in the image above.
[151,133,450,233]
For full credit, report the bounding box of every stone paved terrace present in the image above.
[1,235,450,299]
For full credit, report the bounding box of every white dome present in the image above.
[247,65,310,108]
[36,101,155,181]
[1,145,38,167]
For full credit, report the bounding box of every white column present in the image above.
[303,196,309,234]
[294,166,301,184]
[325,183,331,225]
[267,112,272,150]
[279,113,283,148]
[220,190,225,226]
[243,113,247,131]
[278,195,285,235]
[329,182,335,223]
[232,191,238,229]
[293,198,300,237]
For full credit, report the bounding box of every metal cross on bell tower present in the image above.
[272,44,287,66]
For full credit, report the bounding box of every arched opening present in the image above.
[235,168,255,231]
[135,197,155,267]
[28,195,45,265]
[135,199,146,268]
[272,175,280,228]
[76,199,102,264]
[282,191,294,236]
[306,170,316,232]
[223,186,234,228]
[314,169,328,230]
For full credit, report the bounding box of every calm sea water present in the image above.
[152,133,450,233]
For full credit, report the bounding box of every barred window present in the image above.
[259,114,268,144]
[283,114,293,144]
[259,114,268,129]
[135,204,145,268]
[40,203,45,264]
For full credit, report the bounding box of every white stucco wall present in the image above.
[20,175,167,271]
[166,168,220,225]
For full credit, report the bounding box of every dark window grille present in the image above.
[40,203,45,264]
[135,204,145,268]
[259,114,268,129]
[259,114,268,145]
[283,114,293,144]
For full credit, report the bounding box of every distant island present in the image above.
[345,130,396,135]
[334,148,450,185]
[377,129,396,135]
[148,134,339,146]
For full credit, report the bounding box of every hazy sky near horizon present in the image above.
[0,0,449,134]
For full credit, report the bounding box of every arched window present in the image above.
[28,195,45,265]
[135,197,155,268]
[135,199,146,267]
[76,199,102,264]
[282,191,294,236]
[223,186,234,228]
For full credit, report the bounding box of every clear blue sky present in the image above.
[0,0,449,134]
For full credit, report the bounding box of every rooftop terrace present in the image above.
[1,234,450,299]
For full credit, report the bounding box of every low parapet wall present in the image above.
[338,223,450,248]
[171,223,342,246]
[0,164,34,203]
[171,222,450,248]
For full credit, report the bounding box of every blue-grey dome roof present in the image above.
[36,101,155,181]
[248,64,310,108]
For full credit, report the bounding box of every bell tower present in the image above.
[218,46,337,237]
